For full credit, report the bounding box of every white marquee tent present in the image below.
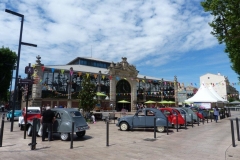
[208,86,228,102]
[185,84,223,103]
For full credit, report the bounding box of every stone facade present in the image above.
[109,57,139,111]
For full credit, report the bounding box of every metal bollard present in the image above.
[210,113,212,122]
[230,120,236,147]
[202,113,204,125]
[166,118,169,135]
[176,114,178,132]
[0,113,5,147]
[154,117,156,138]
[28,118,37,150]
[236,118,240,141]
[197,115,199,126]
[191,114,193,128]
[184,114,187,129]
[206,114,208,123]
[106,120,109,146]
[70,121,74,149]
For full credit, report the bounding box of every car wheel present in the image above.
[120,122,129,131]
[27,125,32,136]
[76,131,86,137]
[60,133,70,141]
[157,126,165,133]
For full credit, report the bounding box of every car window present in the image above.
[146,110,155,116]
[55,113,61,119]
[70,111,82,117]
[163,110,171,116]
[137,110,145,116]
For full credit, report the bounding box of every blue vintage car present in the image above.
[116,108,171,132]
[7,110,22,121]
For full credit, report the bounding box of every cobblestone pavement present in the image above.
[0,111,240,160]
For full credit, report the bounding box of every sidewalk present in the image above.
[0,111,240,160]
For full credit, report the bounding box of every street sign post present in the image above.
[25,66,34,74]
[18,79,33,84]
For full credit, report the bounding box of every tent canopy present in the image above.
[185,84,222,103]
[208,86,228,102]
[230,100,240,104]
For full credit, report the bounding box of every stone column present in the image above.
[109,75,116,109]
[174,75,178,106]
[31,55,43,107]
[131,80,137,112]
[143,76,146,102]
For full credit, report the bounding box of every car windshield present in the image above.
[70,111,82,117]
[27,109,40,113]
[178,109,185,114]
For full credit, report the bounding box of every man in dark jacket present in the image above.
[41,106,55,141]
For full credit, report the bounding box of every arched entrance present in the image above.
[116,79,131,111]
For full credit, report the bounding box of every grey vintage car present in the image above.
[51,108,89,141]
[116,108,171,132]
[175,107,192,124]
[181,107,198,122]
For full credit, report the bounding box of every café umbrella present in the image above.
[158,100,169,104]
[117,100,130,103]
[145,100,156,104]
[117,100,130,111]
[96,92,107,96]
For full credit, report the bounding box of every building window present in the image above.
[208,77,210,79]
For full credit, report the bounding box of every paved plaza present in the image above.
[0,111,240,160]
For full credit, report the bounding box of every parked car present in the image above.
[190,107,206,119]
[175,108,192,124]
[181,107,198,122]
[50,108,89,141]
[6,110,22,121]
[159,108,185,128]
[18,107,41,131]
[116,108,171,133]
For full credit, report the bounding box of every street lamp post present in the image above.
[8,65,16,108]
[5,9,37,132]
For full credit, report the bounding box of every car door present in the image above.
[145,110,155,127]
[133,109,146,127]
[162,109,172,123]
[53,111,61,132]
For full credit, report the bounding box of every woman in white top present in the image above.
[213,106,219,123]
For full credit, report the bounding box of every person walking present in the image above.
[213,106,219,123]
[41,106,55,141]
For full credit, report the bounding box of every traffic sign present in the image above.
[18,79,33,84]
[25,66,34,74]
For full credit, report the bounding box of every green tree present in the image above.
[201,0,240,77]
[0,46,17,102]
[78,75,97,114]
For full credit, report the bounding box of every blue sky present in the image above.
[1,0,240,91]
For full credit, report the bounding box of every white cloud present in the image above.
[0,0,227,80]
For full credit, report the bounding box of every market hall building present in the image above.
[26,56,178,112]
